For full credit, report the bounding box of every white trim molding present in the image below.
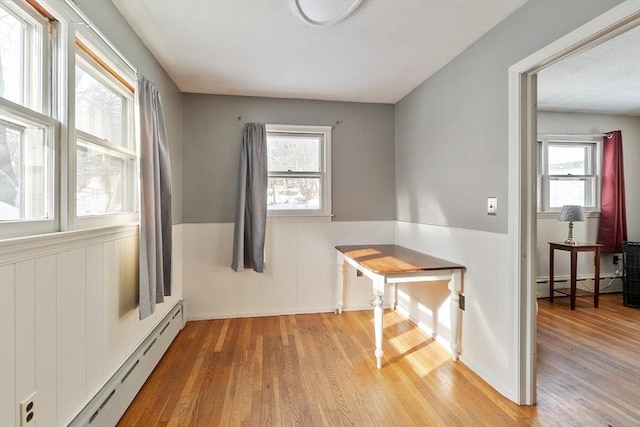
[0,223,139,265]
[265,123,333,219]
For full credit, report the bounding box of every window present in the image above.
[538,137,601,213]
[0,0,138,239]
[0,0,56,235]
[266,124,332,218]
[74,42,136,218]
[0,0,49,112]
[0,111,54,221]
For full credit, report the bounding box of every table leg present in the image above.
[570,249,577,310]
[549,247,555,303]
[336,252,345,314]
[392,283,398,310]
[373,277,385,369]
[594,247,600,308]
[448,270,462,361]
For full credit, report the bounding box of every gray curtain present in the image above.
[138,74,173,319]
[232,123,268,273]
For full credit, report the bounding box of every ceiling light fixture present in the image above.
[294,0,364,26]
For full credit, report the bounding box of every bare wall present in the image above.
[182,94,395,223]
[395,0,624,233]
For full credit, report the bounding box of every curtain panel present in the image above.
[138,74,173,319]
[597,130,627,254]
[232,123,268,273]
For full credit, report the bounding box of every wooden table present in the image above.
[549,242,602,310]
[335,244,465,369]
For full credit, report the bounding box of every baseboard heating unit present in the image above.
[69,301,184,427]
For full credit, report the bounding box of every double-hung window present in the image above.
[0,0,57,236]
[266,124,332,219]
[74,40,136,221]
[0,0,138,239]
[537,136,601,213]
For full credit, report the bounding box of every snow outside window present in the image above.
[266,124,332,219]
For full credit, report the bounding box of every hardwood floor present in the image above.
[117,294,639,426]
[536,294,640,427]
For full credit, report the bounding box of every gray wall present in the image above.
[182,95,395,223]
[395,0,624,234]
[75,0,183,224]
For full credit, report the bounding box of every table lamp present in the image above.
[559,205,584,244]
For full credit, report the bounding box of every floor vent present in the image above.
[69,301,183,427]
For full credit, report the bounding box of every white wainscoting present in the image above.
[0,224,183,427]
[394,221,515,401]
[183,220,516,399]
[182,221,395,320]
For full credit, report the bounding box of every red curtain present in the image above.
[597,130,627,253]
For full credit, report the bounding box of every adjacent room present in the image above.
[1,0,638,426]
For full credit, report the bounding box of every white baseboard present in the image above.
[459,354,511,401]
[187,306,333,321]
[536,275,622,298]
[69,301,183,427]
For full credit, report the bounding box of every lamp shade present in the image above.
[559,205,584,222]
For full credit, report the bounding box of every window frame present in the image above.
[0,0,58,238]
[0,99,59,237]
[537,136,601,215]
[265,124,332,220]
[72,40,137,226]
[0,0,51,113]
[0,0,139,239]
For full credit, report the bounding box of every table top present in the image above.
[336,244,465,275]
[548,242,603,250]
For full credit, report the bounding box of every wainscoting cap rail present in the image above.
[0,223,139,265]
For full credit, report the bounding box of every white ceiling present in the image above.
[537,25,640,116]
[112,0,639,115]
[112,0,527,104]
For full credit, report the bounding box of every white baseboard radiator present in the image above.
[69,301,184,427]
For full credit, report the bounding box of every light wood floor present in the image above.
[118,294,639,426]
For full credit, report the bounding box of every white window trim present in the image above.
[0,1,58,239]
[1,0,51,113]
[1,0,140,240]
[537,135,602,214]
[0,99,60,238]
[265,124,332,220]
[71,33,137,229]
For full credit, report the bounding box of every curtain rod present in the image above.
[538,133,612,138]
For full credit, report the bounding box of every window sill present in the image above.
[0,222,139,264]
[267,215,333,223]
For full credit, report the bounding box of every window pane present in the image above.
[76,142,126,216]
[267,134,320,172]
[75,64,124,146]
[268,177,320,210]
[549,179,589,208]
[548,145,588,175]
[0,6,26,105]
[0,118,50,220]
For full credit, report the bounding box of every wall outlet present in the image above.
[20,392,36,427]
[613,255,619,264]
[459,295,465,311]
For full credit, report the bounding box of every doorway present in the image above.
[508,1,640,405]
